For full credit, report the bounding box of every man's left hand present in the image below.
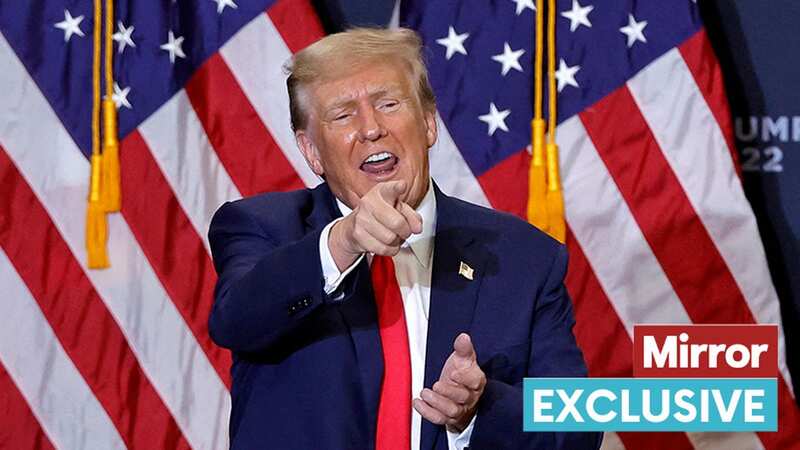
[413,333,486,433]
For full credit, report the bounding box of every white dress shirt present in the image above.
[317,180,474,450]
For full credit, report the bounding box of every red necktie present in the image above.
[371,255,412,450]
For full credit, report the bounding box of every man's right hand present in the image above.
[328,180,423,271]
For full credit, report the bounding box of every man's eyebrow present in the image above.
[325,95,356,111]
[368,85,403,99]
[324,85,405,112]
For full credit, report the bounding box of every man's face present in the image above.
[295,61,437,209]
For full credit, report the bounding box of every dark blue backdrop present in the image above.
[313,0,800,401]
[698,1,800,400]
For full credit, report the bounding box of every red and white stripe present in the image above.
[0,248,126,450]
[219,7,320,189]
[0,0,795,446]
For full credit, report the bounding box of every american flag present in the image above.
[0,0,323,448]
[0,0,795,448]
[401,0,800,449]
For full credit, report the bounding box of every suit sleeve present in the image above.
[468,245,603,449]
[207,201,355,353]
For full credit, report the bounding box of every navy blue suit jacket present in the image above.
[208,182,601,450]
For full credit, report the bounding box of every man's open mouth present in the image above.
[360,151,398,175]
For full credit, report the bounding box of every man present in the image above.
[208,27,601,450]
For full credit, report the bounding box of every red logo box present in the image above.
[633,325,778,378]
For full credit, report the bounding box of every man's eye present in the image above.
[380,101,399,110]
[333,113,351,121]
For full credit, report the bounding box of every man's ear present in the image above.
[424,109,438,148]
[296,130,324,176]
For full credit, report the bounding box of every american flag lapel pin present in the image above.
[458,261,474,280]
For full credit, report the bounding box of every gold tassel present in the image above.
[87,154,110,268]
[101,98,121,212]
[544,0,565,243]
[86,0,110,268]
[527,119,548,230]
[545,143,565,243]
[100,0,120,212]
[527,0,548,231]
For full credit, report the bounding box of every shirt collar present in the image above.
[335,179,437,268]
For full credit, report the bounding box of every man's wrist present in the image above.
[446,413,476,450]
[447,407,476,434]
[328,218,360,271]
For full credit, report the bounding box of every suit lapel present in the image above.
[420,185,487,450]
[306,183,383,440]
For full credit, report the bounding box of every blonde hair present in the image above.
[284,27,437,131]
